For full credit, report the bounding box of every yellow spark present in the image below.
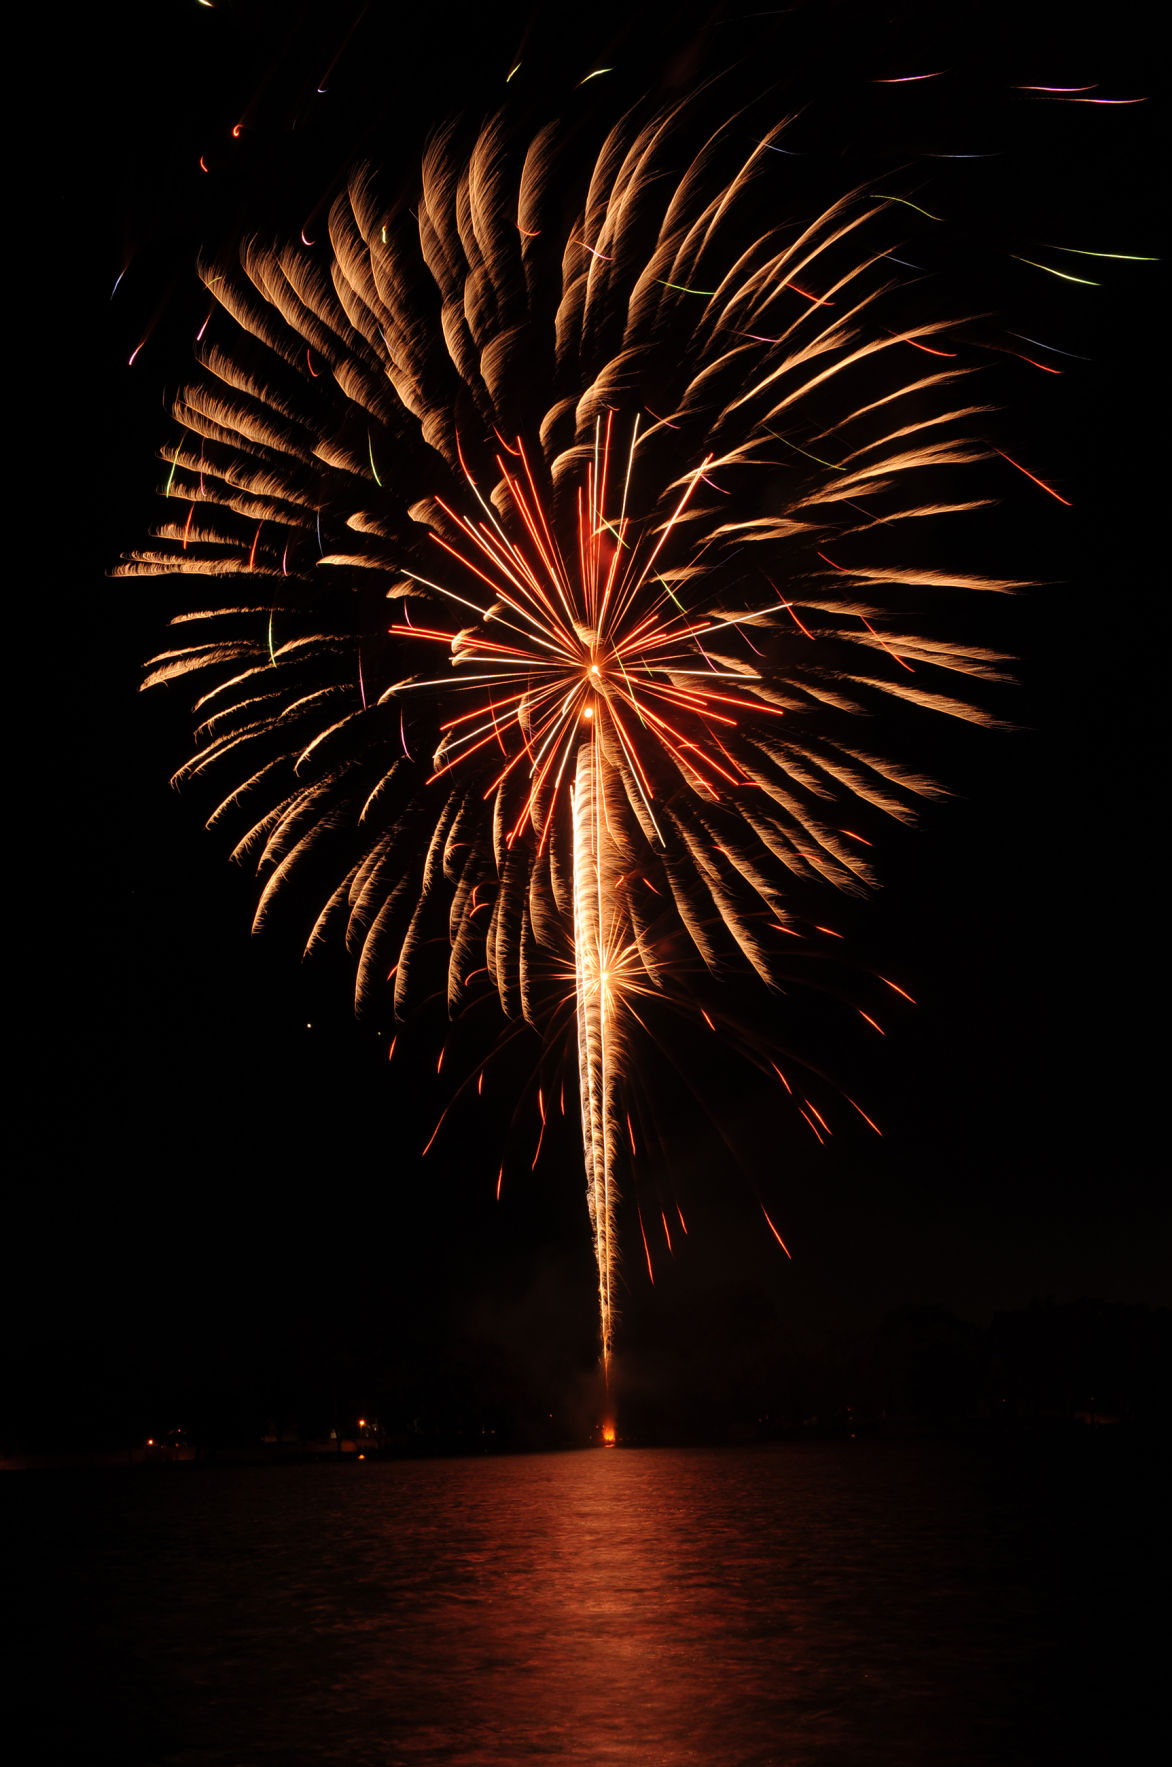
[1011,255,1099,286]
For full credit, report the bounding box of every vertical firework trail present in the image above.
[572,734,618,1372]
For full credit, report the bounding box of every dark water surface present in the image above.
[6,1438,1157,1764]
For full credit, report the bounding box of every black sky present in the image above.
[11,0,1166,1449]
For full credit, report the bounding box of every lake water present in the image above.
[5,1438,1155,1764]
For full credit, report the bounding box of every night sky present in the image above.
[11,0,1165,1453]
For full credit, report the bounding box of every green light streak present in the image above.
[1047,245,1158,260]
[655,280,717,296]
[765,426,845,471]
[655,574,687,614]
[872,193,941,221]
[1012,255,1099,285]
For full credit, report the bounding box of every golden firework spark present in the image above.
[121,100,1018,1372]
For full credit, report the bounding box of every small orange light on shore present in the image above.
[602,1421,616,1445]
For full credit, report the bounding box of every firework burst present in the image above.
[119,98,1016,1370]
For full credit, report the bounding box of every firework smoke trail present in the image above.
[121,96,1027,1368]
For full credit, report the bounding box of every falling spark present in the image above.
[872,193,942,221]
[879,976,916,1003]
[845,1096,882,1134]
[1046,245,1158,261]
[1011,255,1099,286]
[421,1107,448,1156]
[761,1208,792,1257]
[1007,332,1090,361]
[799,1107,825,1143]
[638,1207,654,1283]
[992,447,1072,505]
